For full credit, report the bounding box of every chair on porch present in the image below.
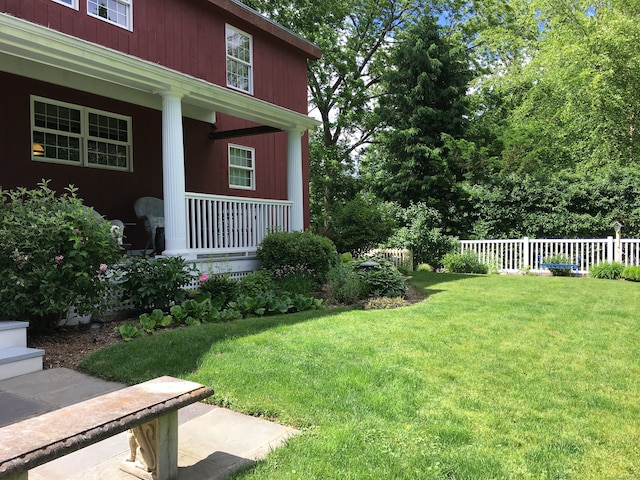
[133,196,164,254]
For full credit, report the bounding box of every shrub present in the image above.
[271,264,317,296]
[383,203,458,268]
[116,256,195,310]
[237,270,275,297]
[0,181,123,330]
[621,266,640,281]
[442,252,489,274]
[198,273,238,307]
[325,263,367,304]
[257,231,339,284]
[589,262,625,280]
[356,258,408,298]
[543,254,573,277]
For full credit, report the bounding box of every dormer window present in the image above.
[88,0,132,30]
[226,25,253,94]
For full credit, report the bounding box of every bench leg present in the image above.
[121,411,179,480]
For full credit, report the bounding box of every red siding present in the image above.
[0,71,311,246]
[1,0,311,114]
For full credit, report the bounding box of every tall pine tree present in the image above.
[362,14,473,233]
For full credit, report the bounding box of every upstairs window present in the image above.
[52,0,79,9]
[31,96,132,172]
[226,25,253,94]
[88,0,132,30]
[228,145,255,189]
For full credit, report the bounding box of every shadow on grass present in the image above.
[79,307,350,385]
[408,271,487,300]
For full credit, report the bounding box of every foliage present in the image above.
[324,194,397,254]
[138,309,173,333]
[325,262,368,304]
[198,273,238,308]
[362,13,474,230]
[589,262,625,280]
[383,203,459,268]
[116,256,195,311]
[542,254,574,277]
[0,181,123,330]
[621,266,640,281]
[356,258,408,298]
[257,231,339,284]
[442,252,489,274]
[237,271,276,297]
[113,323,143,341]
[271,264,317,296]
[465,168,640,239]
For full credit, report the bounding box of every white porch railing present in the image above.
[461,237,640,274]
[185,193,291,256]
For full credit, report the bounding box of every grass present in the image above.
[80,272,640,479]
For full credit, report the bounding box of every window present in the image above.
[228,145,255,189]
[87,0,132,30]
[52,0,78,9]
[31,96,132,171]
[226,25,253,94]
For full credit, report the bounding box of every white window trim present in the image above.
[52,0,79,10]
[87,0,133,31]
[225,24,253,95]
[31,95,133,172]
[228,144,255,190]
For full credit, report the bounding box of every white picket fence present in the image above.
[460,237,640,274]
[359,248,414,271]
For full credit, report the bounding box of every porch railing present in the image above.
[185,193,291,255]
[460,237,640,274]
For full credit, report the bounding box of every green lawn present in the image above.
[80,272,640,479]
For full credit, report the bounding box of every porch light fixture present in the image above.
[32,143,44,156]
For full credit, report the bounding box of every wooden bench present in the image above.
[0,376,213,480]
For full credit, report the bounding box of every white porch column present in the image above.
[158,89,190,257]
[287,129,305,232]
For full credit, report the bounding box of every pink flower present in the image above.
[199,273,209,283]
[99,263,108,272]
[54,255,64,263]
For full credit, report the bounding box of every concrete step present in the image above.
[0,346,44,381]
[0,321,29,349]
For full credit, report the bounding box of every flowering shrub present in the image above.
[115,255,195,310]
[271,263,316,295]
[0,181,123,331]
[198,273,238,307]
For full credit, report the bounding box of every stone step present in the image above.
[0,346,45,381]
[0,321,29,349]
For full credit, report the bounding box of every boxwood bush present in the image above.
[257,231,339,284]
[621,266,640,281]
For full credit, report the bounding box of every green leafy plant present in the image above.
[325,262,367,304]
[621,266,640,281]
[589,262,625,280]
[543,254,573,277]
[116,256,195,310]
[257,230,339,284]
[271,264,317,296]
[114,323,143,341]
[443,252,489,274]
[198,273,238,307]
[356,258,408,298]
[237,270,276,297]
[0,181,123,331]
[138,309,172,332]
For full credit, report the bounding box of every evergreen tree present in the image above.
[362,14,473,233]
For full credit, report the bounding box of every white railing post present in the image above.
[607,236,614,263]
[522,237,529,270]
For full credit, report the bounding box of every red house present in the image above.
[0,0,321,274]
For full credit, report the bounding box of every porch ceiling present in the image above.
[0,13,320,132]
